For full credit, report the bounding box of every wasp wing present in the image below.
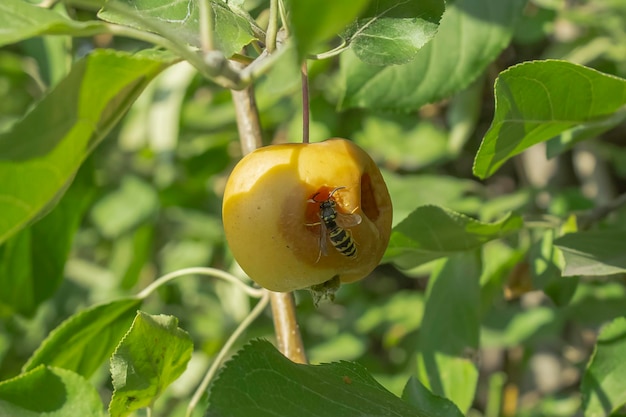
[336,212,362,228]
[318,219,328,257]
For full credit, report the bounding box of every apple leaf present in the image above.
[473,61,626,179]
[23,298,142,378]
[109,312,192,417]
[287,0,370,60]
[0,366,104,416]
[342,0,445,66]
[581,317,626,417]
[0,0,105,47]
[0,49,174,246]
[402,376,464,417]
[98,0,257,57]
[416,252,481,413]
[384,205,523,270]
[206,339,431,417]
[339,0,526,110]
[554,230,626,277]
[0,162,95,317]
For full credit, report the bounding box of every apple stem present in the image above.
[302,61,310,144]
[270,291,308,363]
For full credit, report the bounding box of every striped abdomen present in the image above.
[326,219,357,257]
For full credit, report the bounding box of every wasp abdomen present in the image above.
[328,223,357,257]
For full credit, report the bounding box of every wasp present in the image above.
[308,187,362,261]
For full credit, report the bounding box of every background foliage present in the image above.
[1,0,626,416]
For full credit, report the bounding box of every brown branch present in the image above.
[270,291,308,364]
[301,62,310,144]
[231,82,308,364]
[232,86,263,154]
[578,192,626,230]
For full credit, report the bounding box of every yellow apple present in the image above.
[222,138,392,293]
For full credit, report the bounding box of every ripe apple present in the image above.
[222,138,392,293]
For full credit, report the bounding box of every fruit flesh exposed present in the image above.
[222,139,392,292]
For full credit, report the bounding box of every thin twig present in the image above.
[232,85,263,154]
[198,0,214,53]
[578,192,626,230]
[301,61,310,144]
[265,0,278,53]
[137,267,265,300]
[277,0,289,37]
[186,291,271,417]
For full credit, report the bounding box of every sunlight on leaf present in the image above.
[474,60,626,179]
[339,0,526,110]
[554,230,626,276]
[0,0,105,47]
[384,205,523,270]
[342,0,444,66]
[109,312,192,417]
[0,366,103,416]
[417,252,481,413]
[23,298,142,378]
[0,50,173,245]
[581,317,626,417]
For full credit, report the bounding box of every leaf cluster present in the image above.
[1,0,626,417]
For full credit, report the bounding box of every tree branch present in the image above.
[231,81,308,365]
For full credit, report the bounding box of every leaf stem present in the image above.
[137,267,265,300]
[301,61,310,144]
[277,0,290,37]
[309,41,349,60]
[265,0,279,53]
[186,291,270,417]
[198,0,214,53]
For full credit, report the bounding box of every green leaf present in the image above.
[581,317,626,417]
[530,229,578,306]
[109,311,192,417]
[98,0,256,57]
[206,339,429,417]
[342,0,444,66]
[473,61,626,179]
[0,366,104,416]
[0,49,173,246]
[546,110,626,159]
[554,230,626,277]
[482,306,559,348]
[385,205,523,270]
[0,0,105,47]
[23,298,142,378]
[0,161,95,317]
[287,0,370,59]
[339,0,526,110]
[417,252,481,413]
[402,376,464,417]
[90,176,159,239]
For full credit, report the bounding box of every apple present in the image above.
[222,138,392,294]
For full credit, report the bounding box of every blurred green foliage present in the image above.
[1,0,626,416]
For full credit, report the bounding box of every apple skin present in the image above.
[222,138,392,292]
